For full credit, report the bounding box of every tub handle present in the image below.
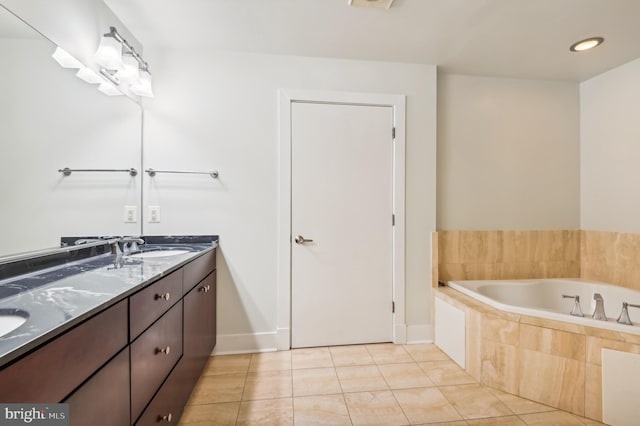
[616,302,640,325]
[562,294,584,317]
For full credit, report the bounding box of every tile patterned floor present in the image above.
[179,344,605,426]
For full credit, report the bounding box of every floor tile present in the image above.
[392,387,463,424]
[413,422,468,426]
[249,351,292,372]
[292,367,342,397]
[202,354,251,376]
[344,390,409,426]
[439,384,513,419]
[292,347,334,369]
[467,415,526,425]
[242,370,293,400]
[366,343,413,364]
[488,388,555,415]
[330,345,375,367]
[336,365,388,393]
[187,373,246,405]
[179,402,240,425]
[236,398,293,425]
[519,410,586,425]
[403,344,451,362]
[378,363,435,389]
[419,360,476,386]
[293,394,351,425]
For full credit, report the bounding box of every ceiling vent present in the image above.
[348,0,395,10]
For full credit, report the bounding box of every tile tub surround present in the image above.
[581,230,640,292]
[0,235,218,367]
[434,230,581,286]
[435,287,640,422]
[179,344,602,425]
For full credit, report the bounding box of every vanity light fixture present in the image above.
[98,81,123,96]
[569,37,604,52]
[94,26,154,98]
[51,47,83,69]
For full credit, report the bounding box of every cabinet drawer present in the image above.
[0,299,127,403]
[64,347,130,426]
[131,302,183,422]
[183,249,216,293]
[130,269,183,339]
[135,360,191,426]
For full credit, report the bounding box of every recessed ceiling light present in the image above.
[348,0,395,9]
[569,37,604,52]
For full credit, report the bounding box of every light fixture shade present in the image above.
[94,35,122,70]
[52,47,83,69]
[130,70,154,98]
[117,55,140,82]
[76,67,103,84]
[98,81,123,96]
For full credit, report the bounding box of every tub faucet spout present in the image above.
[562,294,584,317]
[592,293,607,321]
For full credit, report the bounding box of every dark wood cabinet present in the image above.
[64,347,130,426]
[0,299,127,403]
[0,248,216,426]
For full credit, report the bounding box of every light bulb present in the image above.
[94,35,122,70]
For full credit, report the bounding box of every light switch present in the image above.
[124,205,137,223]
[149,206,161,223]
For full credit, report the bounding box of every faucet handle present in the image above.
[617,302,640,325]
[593,293,603,301]
[562,294,584,317]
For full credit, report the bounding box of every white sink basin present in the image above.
[129,250,191,258]
[0,313,28,337]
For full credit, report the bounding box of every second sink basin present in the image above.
[129,250,191,259]
[0,310,29,338]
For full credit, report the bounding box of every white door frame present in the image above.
[277,89,406,349]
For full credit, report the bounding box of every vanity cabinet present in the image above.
[0,247,217,426]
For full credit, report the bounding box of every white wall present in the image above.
[142,49,437,350]
[580,57,640,233]
[437,74,580,230]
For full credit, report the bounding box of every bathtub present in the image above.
[447,278,640,335]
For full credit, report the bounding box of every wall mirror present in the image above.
[0,5,142,258]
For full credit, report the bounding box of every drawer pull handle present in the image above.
[160,413,173,422]
[155,292,171,301]
[156,346,171,355]
[199,285,212,293]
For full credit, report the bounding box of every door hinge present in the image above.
[392,301,395,313]
[392,214,395,226]
[392,127,396,139]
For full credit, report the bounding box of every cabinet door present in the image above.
[64,347,130,426]
[182,271,216,386]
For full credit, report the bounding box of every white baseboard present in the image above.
[212,332,277,355]
[394,323,407,344]
[276,327,290,350]
[406,324,433,344]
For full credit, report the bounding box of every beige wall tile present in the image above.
[481,341,519,394]
[519,324,585,362]
[466,309,483,382]
[432,231,439,287]
[585,336,640,365]
[517,349,585,416]
[519,315,586,335]
[584,363,602,422]
[483,316,520,345]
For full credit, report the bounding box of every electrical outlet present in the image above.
[149,205,161,223]
[124,205,137,223]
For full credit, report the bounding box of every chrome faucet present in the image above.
[562,294,584,317]
[119,236,145,255]
[73,238,104,245]
[592,293,607,321]
[616,302,640,325]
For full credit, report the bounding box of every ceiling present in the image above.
[104,0,640,82]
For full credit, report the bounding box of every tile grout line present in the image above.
[328,347,355,425]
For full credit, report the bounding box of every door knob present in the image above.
[295,235,313,244]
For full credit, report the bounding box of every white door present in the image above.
[291,101,394,348]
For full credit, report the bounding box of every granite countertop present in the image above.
[0,236,218,368]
